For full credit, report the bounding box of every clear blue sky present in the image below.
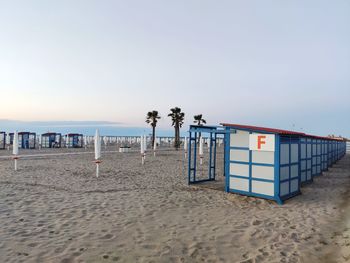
[0,0,349,137]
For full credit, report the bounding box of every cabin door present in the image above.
[22,134,29,149]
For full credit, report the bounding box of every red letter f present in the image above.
[257,135,266,150]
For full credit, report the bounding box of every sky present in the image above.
[0,0,349,136]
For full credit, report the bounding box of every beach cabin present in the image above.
[188,123,347,204]
[42,133,62,148]
[310,136,322,177]
[321,138,329,172]
[222,124,304,204]
[9,132,36,149]
[0,132,5,149]
[300,136,312,184]
[65,133,83,148]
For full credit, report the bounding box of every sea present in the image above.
[0,120,178,137]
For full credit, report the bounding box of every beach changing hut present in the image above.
[42,133,62,148]
[0,132,5,149]
[188,123,347,204]
[9,132,36,149]
[65,133,83,148]
[222,123,303,204]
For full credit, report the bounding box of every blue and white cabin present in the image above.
[331,140,336,165]
[42,133,62,148]
[0,132,5,149]
[10,132,36,149]
[310,137,321,177]
[221,123,305,205]
[188,123,347,204]
[300,136,312,184]
[321,138,329,172]
[65,133,83,148]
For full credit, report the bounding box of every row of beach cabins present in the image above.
[0,132,83,149]
[188,123,349,204]
[0,131,193,150]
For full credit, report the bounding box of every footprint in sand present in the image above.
[60,258,74,263]
[27,243,38,248]
[252,219,262,226]
[101,233,114,239]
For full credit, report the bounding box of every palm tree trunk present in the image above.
[175,124,180,150]
[152,126,155,148]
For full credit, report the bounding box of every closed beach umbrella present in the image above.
[140,135,145,164]
[13,131,19,171]
[153,136,157,156]
[84,135,88,148]
[6,132,10,150]
[13,131,19,155]
[199,137,203,165]
[184,136,188,158]
[94,129,102,177]
[140,136,144,154]
[143,135,147,152]
[95,130,101,160]
[103,136,108,149]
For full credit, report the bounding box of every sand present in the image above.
[0,147,349,263]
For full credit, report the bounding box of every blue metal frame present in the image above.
[188,125,225,184]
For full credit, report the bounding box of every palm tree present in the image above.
[194,114,206,143]
[193,114,206,126]
[168,107,185,149]
[146,110,161,148]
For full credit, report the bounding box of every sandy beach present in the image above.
[0,148,349,263]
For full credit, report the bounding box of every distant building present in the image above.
[65,133,83,148]
[42,133,62,148]
[9,132,36,149]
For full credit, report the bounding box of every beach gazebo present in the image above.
[188,123,347,204]
[0,132,5,149]
[42,133,62,148]
[9,132,36,149]
[65,133,83,148]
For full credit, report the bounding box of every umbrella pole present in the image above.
[94,160,102,178]
[13,156,18,171]
[96,163,99,178]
